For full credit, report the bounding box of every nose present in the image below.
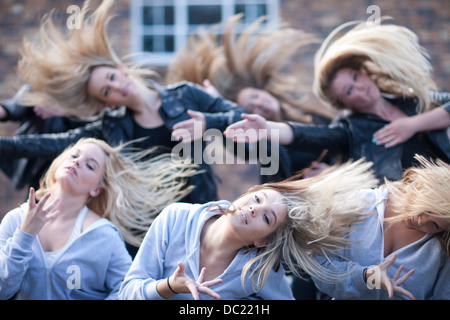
[72,158,81,167]
[109,81,121,91]
[249,205,256,217]
[353,81,364,92]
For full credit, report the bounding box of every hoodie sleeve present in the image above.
[311,253,371,299]
[119,203,181,300]
[0,206,36,300]
[256,266,295,300]
[103,226,132,300]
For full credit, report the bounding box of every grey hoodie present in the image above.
[119,201,294,300]
[0,203,132,300]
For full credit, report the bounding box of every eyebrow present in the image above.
[261,191,278,225]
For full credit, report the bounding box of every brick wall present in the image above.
[0,0,449,215]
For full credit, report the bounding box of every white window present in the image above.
[130,0,280,66]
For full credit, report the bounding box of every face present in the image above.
[55,143,107,198]
[405,213,450,234]
[228,188,287,247]
[330,68,380,111]
[237,88,281,121]
[87,66,133,107]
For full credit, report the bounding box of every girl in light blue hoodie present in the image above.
[0,138,196,299]
[119,159,381,300]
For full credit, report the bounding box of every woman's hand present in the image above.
[366,254,416,300]
[161,261,223,300]
[19,188,60,236]
[373,117,416,148]
[224,114,268,143]
[172,110,206,143]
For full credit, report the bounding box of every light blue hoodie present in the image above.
[119,201,294,300]
[0,203,132,300]
[312,188,450,300]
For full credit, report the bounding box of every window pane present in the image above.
[164,6,174,25]
[188,5,221,25]
[143,35,154,51]
[143,35,174,52]
[235,4,267,20]
[142,6,174,25]
[142,6,154,25]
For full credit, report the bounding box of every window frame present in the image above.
[130,0,280,66]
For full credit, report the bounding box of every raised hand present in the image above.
[172,110,206,143]
[19,188,60,236]
[366,254,416,300]
[169,261,223,300]
[373,117,416,148]
[224,114,268,143]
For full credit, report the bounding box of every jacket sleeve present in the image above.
[0,206,36,300]
[429,90,450,111]
[0,120,103,158]
[0,99,35,122]
[285,120,350,158]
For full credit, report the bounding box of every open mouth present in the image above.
[65,166,77,176]
[240,210,248,225]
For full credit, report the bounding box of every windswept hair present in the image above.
[235,159,379,291]
[167,14,335,122]
[383,155,450,256]
[313,18,437,113]
[18,0,158,120]
[36,138,197,246]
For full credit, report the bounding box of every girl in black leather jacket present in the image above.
[225,20,450,182]
[0,0,248,205]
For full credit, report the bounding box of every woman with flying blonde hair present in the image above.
[1,0,247,204]
[37,138,197,247]
[0,138,196,299]
[119,159,402,300]
[18,0,157,120]
[312,155,450,300]
[168,14,337,191]
[225,19,450,182]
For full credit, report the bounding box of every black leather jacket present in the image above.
[286,95,450,181]
[0,81,247,203]
[0,87,86,190]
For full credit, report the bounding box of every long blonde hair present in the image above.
[231,159,379,291]
[383,155,450,256]
[18,0,158,120]
[167,14,336,122]
[314,18,437,113]
[36,138,197,246]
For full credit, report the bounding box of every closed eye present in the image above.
[346,86,353,95]
[263,213,270,225]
